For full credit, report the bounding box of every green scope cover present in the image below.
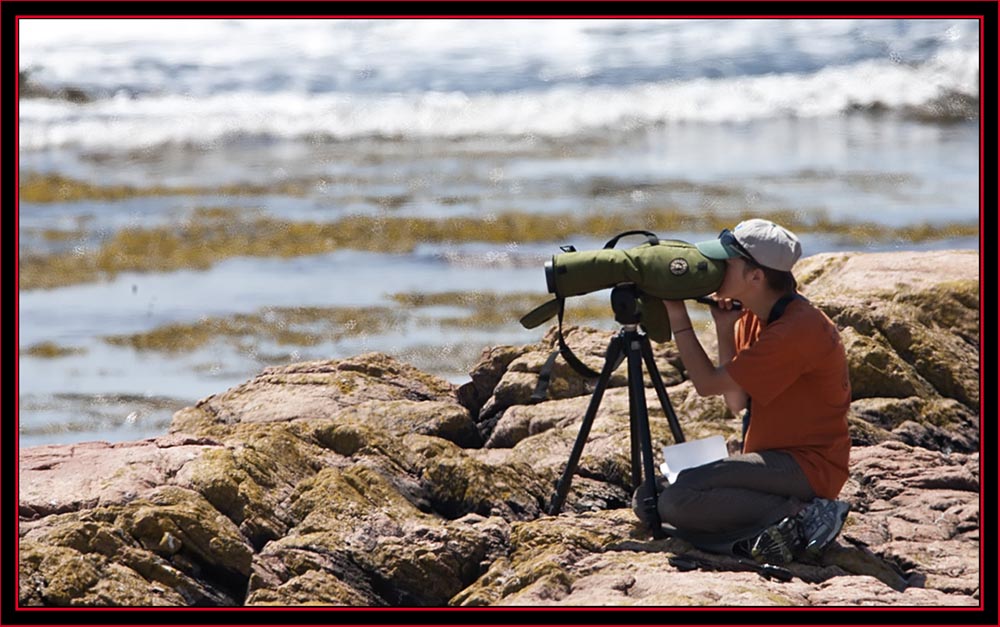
[637,293,671,342]
[548,239,726,301]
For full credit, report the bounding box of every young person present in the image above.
[635,219,852,563]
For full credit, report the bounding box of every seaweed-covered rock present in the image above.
[244,464,511,606]
[19,486,254,606]
[795,250,979,453]
[468,325,685,441]
[452,440,979,607]
[18,250,980,607]
[183,355,458,431]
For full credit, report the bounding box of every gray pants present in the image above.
[633,451,816,537]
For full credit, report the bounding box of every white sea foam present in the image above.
[19,18,979,93]
[19,49,979,151]
[19,18,979,150]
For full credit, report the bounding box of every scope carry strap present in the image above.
[531,298,609,402]
[530,231,660,403]
[603,230,660,249]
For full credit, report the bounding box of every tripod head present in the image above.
[610,284,642,326]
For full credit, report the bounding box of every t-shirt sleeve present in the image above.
[725,319,809,406]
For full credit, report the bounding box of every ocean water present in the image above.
[17,18,982,446]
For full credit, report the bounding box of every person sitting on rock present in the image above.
[634,218,851,564]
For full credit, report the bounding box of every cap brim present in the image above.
[695,239,739,260]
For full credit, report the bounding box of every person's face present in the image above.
[714,257,758,300]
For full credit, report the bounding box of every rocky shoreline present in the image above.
[18,250,981,606]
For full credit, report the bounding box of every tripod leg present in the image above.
[640,336,685,444]
[625,332,666,538]
[547,333,624,516]
[629,400,641,489]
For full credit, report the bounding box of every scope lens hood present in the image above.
[545,259,556,294]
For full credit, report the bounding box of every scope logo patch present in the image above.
[669,258,689,276]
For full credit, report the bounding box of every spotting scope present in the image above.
[521,231,728,342]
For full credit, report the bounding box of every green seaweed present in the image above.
[18,172,315,203]
[100,291,616,357]
[21,341,86,358]
[105,306,401,354]
[391,291,610,329]
[19,203,979,291]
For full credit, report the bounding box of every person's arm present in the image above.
[664,300,743,398]
[712,300,750,416]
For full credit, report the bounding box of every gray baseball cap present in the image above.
[695,219,802,272]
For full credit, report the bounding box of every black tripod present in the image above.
[547,284,686,538]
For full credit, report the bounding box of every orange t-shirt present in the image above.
[724,298,852,500]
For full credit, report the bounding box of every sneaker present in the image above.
[799,498,850,559]
[750,515,805,565]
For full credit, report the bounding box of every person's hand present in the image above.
[708,297,744,329]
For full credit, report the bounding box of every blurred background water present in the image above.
[17,18,981,447]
